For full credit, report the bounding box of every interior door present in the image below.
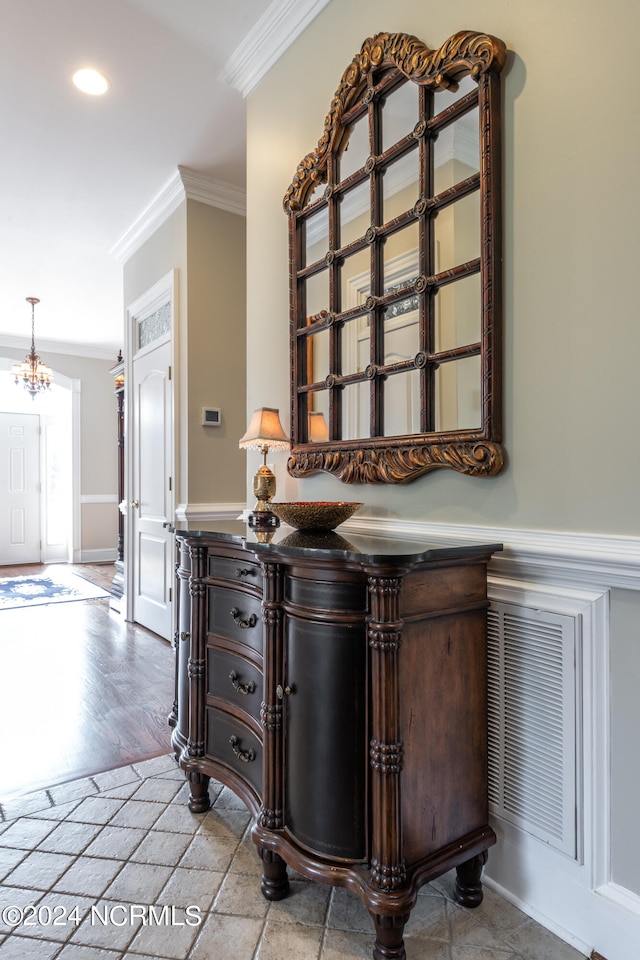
[131,338,173,640]
[0,411,41,564]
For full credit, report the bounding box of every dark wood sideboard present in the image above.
[170,521,501,960]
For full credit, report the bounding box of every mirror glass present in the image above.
[285,31,506,483]
[340,115,370,180]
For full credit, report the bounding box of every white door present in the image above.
[131,339,173,640]
[0,411,41,564]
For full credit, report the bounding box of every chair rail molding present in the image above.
[174,502,247,522]
[344,517,640,591]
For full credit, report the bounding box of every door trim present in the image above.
[125,270,177,625]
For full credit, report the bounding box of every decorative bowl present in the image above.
[270,501,363,531]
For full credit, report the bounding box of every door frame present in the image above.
[0,362,80,563]
[124,270,177,625]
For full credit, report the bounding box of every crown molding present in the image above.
[221,0,333,97]
[0,335,118,361]
[111,167,246,265]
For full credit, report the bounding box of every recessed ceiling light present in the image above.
[72,68,110,96]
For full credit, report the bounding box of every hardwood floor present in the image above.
[0,563,175,802]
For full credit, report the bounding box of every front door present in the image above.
[130,338,173,640]
[0,411,41,564]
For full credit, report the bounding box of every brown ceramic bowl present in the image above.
[270,501,363,531]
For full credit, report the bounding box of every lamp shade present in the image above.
[239,407,290,450]
[308,411,329,442]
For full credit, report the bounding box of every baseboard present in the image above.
[79,549,118,563]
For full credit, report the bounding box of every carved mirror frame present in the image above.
[284,30,507,483]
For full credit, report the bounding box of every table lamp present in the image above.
[239,407,290,527]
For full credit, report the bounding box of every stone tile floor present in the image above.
[0,756,587,960]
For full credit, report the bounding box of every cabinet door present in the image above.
[284,612,367,861]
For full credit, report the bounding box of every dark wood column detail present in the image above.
[454,850,488,907]
[259,561,285,832]
[367,574,406,893]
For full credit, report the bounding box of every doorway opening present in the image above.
[0,361,79,565]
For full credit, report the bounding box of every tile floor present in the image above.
[0,755,588,960]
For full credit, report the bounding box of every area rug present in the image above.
[0,572,111,610]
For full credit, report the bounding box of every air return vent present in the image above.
[487,600,580,859]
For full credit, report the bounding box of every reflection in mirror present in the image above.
[434,193,480,273]
[434,74,477,114]
[435,355,482,431]
[383,369,421,437]
[433,108,480,190]
[304,205,329,266]
[303,269,330,323]
[435,274,481,352]
[384,223,419,289]
[308,409,329,442]
[339,115,370,181]
[384,298,420,359]
[340,247,370,313]
[342,380,370,442]
[339,181,370,248]
[382,150,420,224]
[284,30,506,482]
[307,326,330,384]
[341,315,366,378]
[381,80,419,153]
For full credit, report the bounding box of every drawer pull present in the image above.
[235,567,253,578]
[229,734,256,763]
[276,684,292,700]
[230,607,257,629]
[229,670,256,695]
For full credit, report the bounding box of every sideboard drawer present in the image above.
[208,586,263,653]
[208,554,261,589]
[206,708,262,796]
[207,648,263,722]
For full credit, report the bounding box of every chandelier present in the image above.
[12,297,53,397]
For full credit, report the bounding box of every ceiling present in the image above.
[0,0,310,358]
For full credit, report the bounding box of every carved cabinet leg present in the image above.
[258,847,290,901]
[370,912,410,960]
[186,770,211,813]
[454,850,488,907]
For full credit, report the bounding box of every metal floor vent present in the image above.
[487,600,580,859]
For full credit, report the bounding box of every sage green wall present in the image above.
[122,198,246,508]
[246,0,640,537]
[185,199,246,505]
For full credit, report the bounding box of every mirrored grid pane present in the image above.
[304,205,329,266]
[384,298,420,361]
[341,380,370,441]
[305,392,330,442]
[383,222,419,289]
[339,115,370,181]
[433,74,477,116]
[381,80,419,152]
[434,192,479,272]
[340,247,370,312]
[382,149,419,224]
[434,273,481,352]
[340,315,366,378]
[302,269,329,323]
[307,326,330,384]
[383,369,421,437]
[435,354,481,431]
[433,107,479,190]
[339,180,370,248]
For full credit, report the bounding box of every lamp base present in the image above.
[247,510,280,530]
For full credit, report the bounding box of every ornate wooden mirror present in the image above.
[284,30,507,483]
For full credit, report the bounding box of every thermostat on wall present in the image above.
[202,407,222,426]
